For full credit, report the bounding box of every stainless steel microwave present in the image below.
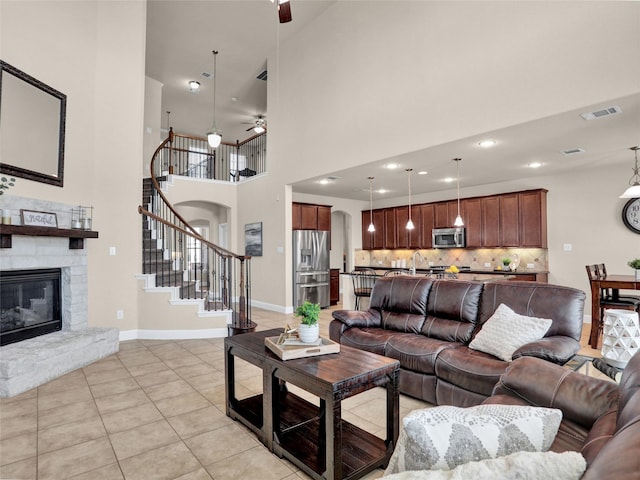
[432,227,465,248]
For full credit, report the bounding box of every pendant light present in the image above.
[453,158,464,227]
[406,168,414,230]
[367,177,376,232]
[206,50,222,148]
[620,146,640,198]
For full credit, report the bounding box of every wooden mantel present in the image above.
[0,224,99,249]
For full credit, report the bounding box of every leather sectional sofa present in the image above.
[329,276,586,406]
[485,352,640,478]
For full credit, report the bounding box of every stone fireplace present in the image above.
[0,196,119,397]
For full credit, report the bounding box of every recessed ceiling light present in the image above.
[528,162,543,169]
[231,97,238,102]
[318,179,329,185]
[188,80,200,92]
[418,170,428,175]
[443,177,455,183]
[385,163,399,170]
[377,189,388,194]
[478,139,496,148]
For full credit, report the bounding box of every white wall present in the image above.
[1,0,147,331]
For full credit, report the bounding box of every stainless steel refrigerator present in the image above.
[293,230,330,308]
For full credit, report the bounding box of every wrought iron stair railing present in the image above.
[138,129,256,334]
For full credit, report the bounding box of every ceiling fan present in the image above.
[270,0,292,23]
[243,116,267,133]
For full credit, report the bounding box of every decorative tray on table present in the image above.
[265,329,340,360]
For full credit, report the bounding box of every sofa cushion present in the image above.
[477,281,585,342]
[384,404,562,474]
[385,333,460,375]
[382,451,586,480]
[468,304,552,361]
[338,327,398,356]
[436,347,509,397]
[421,280,483,343]
[370,277,434,333]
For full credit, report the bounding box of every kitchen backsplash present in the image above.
[354,248,548,272]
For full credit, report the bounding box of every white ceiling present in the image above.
[146,1,640,202]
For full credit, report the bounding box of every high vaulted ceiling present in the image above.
[146,1,640,202]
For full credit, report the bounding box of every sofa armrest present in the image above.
[512,336,581,365]
[331,309,382,328]
[492,356,619,430]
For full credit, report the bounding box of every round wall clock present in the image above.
[622,198,640,234]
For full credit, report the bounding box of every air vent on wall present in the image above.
[562,148,585,156]
[256,70,268,81]
[580,106,621,120]
[201,72,212,78]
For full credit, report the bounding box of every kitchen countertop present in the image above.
[354,266,549,275]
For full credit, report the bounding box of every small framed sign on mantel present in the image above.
[21,209,58,228]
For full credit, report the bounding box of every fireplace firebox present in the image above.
[1,268,62,346]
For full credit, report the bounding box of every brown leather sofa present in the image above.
[330,276,585,406]
[485,352,640,478]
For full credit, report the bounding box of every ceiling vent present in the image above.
[580,106,621,120]
[256,70,268,81]
[201,72,212,78]
[561,147,585,156]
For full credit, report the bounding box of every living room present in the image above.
[1,1,639,478]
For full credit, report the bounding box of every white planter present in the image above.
[298,323,319,343]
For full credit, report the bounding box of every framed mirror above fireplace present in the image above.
[0,60,66,187]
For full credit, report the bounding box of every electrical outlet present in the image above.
[527,263,535,269]
[109,246,116,256]
[116,310,124,320]
[484,262,491,268]
[428,261,434,266]
[563,243,572,252]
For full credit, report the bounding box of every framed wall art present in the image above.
[244,222,263,256]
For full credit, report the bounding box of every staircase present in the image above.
[137,129,255,334]
[141,178,197,299]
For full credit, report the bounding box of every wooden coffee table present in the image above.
[225,328,400,480]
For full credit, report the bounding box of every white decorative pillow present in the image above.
[383,451,586,479]
[384,404,562,475]
[468,303,552,361]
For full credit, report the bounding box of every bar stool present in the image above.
[350,269,377,310]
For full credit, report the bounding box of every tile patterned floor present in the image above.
[0,304,606,480]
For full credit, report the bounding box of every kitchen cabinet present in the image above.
[519,190,547,248]
[419,204,435,249]
[461,198,481,248]
[330,269,340,306]
[499,194,520,247]
[395,206,421,249]
[359,189,547,250]
[384,209,397,249]
[293,202,332,231]
[481,196,500,247]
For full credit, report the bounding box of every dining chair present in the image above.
[350,268,377,310]
[585,264,640,349]
[383,269,411,277]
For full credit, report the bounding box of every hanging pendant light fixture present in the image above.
[206,50,222,148]
[620,146,640,198]
[453,158,464,227]
[367,177,376,232]
[406,168,415,230]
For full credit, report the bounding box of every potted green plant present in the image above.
[295,301,321,343]
[628,258,640,280]
[501,257,512,271]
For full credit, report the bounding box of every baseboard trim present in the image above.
[251,300,294,315]
[119,328,228,341]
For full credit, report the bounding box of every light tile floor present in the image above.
[0,303,607,480]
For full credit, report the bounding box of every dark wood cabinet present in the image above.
[330,269,340,306]
[395,206,421,249]
[293,202,332,232]
[499,194,520,247]
[481,196,500,247]
[419,204,435,249]
[384,209,397,249]
[359,189,547,250]
[519,190,547,248]
[461,198,481,248]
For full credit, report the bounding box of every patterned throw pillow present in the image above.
[384,405,562,475]
[468,303,552,361]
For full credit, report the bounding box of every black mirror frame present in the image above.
[0,60,66,187]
